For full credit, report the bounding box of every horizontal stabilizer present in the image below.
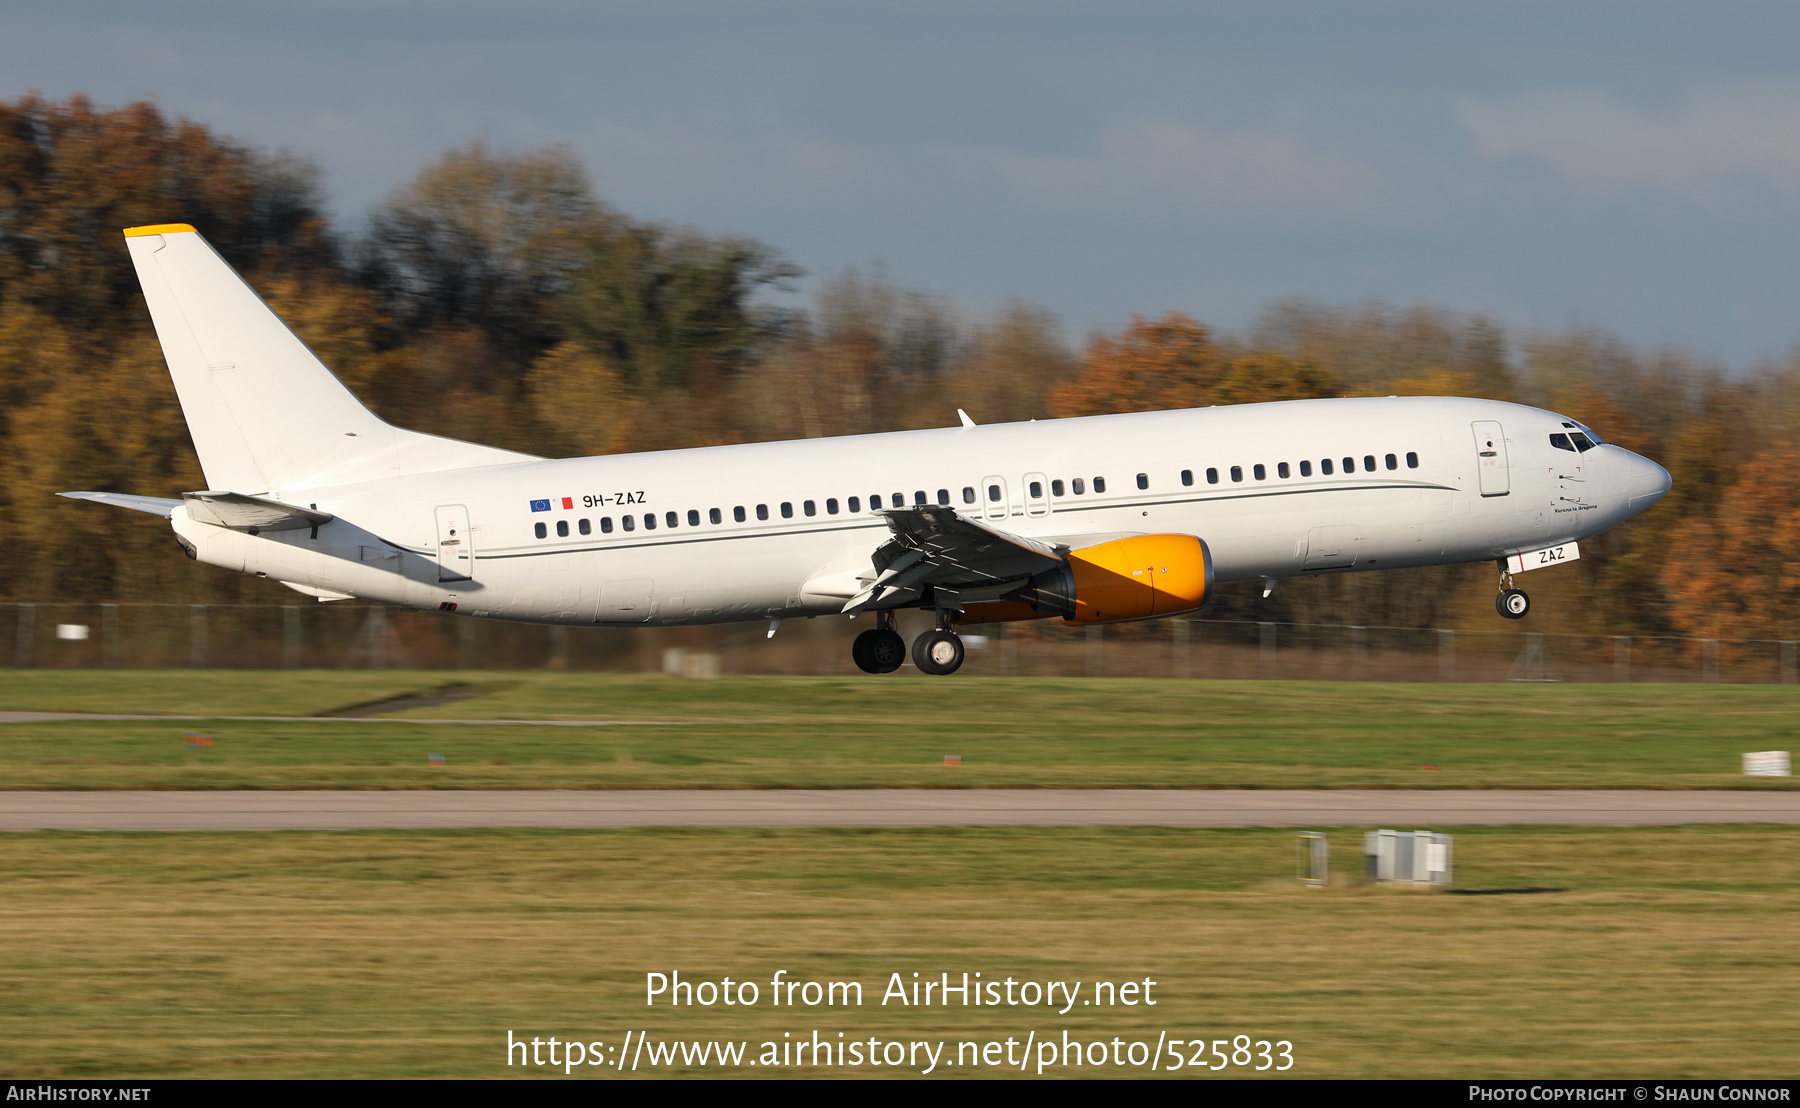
[58,491,182,517]
[182,491,334,533]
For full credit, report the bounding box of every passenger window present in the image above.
[1136,473,1148,490]
[1300,460,1312,476]
[1364,455,1376,472]
[826,498,839,515]
[962,487,975,504]
[556,520,569,537]
[894,492,905,506]
[1253,464,1266,481]
[1343,457,1355,473]
[1072,478,1086,495]
[688,509,700,526]
[733,506,746,522]
[1093,477,1106,493]
[1385,454,1397,470]
[1230,466,1243,483]
[1052,479,1065,496]
[1406,452,1418,469]
[803,500,816,517]
[1321,459,1333,475]
[987,484,1001,502]
[666,511,678,528]
[914,491,926,506]
[848,496,861,513]
[1277,462,1290,479]
[779,502,792,519]
[644,513,656,530]
[756,504,769,521]
[869,494,882,510]
[1571,432,1596,452]
[534,522,547,539]
[937,489,950,505]
[1206,468,1219,484]
[1181,469,1193,486]
[601,517,614,533]
[1029,481,1043,497]
[623,516,636,532]
[578,518,591,535]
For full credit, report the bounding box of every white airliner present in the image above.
[64,224,1672,675]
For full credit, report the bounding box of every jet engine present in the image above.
[958,534,1213,625]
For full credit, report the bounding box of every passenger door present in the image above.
[1472,421,1510,497]
[434,504,473,581]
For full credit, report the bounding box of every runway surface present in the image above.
[2,789,1798,831]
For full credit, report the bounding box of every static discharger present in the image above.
[428,754,447,766]
[943,755,962,766]
[181,735,213,749]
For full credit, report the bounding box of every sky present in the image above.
[7,1,1800,368]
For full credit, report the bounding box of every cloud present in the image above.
[972,119,1390,221]
[1457,81,1800,206]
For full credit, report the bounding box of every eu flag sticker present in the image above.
[530,499,552,512]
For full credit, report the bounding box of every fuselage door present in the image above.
[434,504,473,581]
[1472,421,1510,497]
[1023,472,1050,517]
[981,475,1009,520]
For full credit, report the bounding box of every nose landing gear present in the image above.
[1495,562,1530,619]
[851,611,907,673]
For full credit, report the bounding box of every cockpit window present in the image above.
[1550,433,1575,452]
[1570,432,1596,452]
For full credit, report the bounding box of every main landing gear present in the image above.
[1495,563,1530,620]
[912,627,966,676]
[851,612,907,674]
[851,611,968,675]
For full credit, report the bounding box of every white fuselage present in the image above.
[170,395,1671,626]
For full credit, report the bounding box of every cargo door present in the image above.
[597,578,655,623]
[434,504,473,581]
[1302,525,1362,570]
[1473,420,1510,497]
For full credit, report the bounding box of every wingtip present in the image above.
[956,408,976,428]
[123,223,197,238]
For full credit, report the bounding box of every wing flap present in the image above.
[844,506,1068,614]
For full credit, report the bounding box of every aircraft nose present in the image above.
[1621,450,1672,510]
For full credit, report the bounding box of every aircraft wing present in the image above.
[180,491,335,533]
[58,491,183,517]
[842,505,1068,614]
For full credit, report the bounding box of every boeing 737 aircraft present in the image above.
[64,224,1672,675]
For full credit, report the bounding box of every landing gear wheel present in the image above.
[911,629,966,676]
[853,628,907,673]
[1497,587,1530,620]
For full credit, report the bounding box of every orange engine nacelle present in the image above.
[957,534,1214,626]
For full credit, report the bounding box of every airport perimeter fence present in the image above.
[3,601,1797,684]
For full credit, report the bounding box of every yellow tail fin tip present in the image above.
[123,223,197,237]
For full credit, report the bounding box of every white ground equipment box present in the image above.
[1364,829,1452,886]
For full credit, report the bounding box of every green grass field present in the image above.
[1,825,1796,1079]
[0,671,1794,789]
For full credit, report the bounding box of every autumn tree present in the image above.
[1661,444,1800,641]
[0,94,333,338]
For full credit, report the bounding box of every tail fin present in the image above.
[123,224,537,493]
